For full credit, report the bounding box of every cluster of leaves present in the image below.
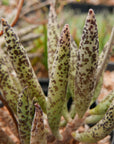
[33,7,114,73]
[0,1,114,144]
[59,9,114,53]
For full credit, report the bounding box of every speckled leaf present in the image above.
[60,87,72,124]
[72,99,114,143]
[17,87,30,144]
[2,19,47,113]
[89,90,114,115]
[74,9,99,118]
[47,24,70,140]
[64,37,78,120]
[30,103,47,144]
[47,2,59,78]
[2,48,22,93]
[68,36,78,99]
[0,55,18,113]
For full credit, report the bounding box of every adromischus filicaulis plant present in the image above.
[0,1,114,144]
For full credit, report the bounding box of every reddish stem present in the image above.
[0,0,24,36]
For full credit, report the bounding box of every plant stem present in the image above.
[0,0,24,36]
[47,113,88,144]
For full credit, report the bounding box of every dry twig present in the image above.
[0,0,24,36]
[20,0,50,17]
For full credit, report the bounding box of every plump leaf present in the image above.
[47,24,70,140]
[17,87,31,144]
[72,99,114,143]
[0,54,18,113]
[2,19,47,113]
[68,37,78,99]
[47,2,59,78]
[89,90,114,115]
[30,103,47,144]
[74,9,99,118]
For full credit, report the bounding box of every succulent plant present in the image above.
[0,2,114,144]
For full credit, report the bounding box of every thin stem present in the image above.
[22,16,47,25]
[11,0,24,26]
[20,0,50,17]
[47,113,88,144]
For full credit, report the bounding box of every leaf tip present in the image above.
[1,18,7,26]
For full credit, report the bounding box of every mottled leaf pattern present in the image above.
[0,55,18,113]
[47,24,70,140]
[0,7,113,144]
[17,87,30,144]
[30,104,47,144]
[47,2,59,78]
[75,9,99,117]
[2,19,47,113]
[68,36,78,98]
[72,99,114,143]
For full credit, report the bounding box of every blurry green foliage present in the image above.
[2,0,9,5]
[31,9,114,73]
[60,9,114,54]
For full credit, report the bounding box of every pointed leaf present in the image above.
[75,9,99,117]
[68,37,78,99]
[0,55,18,113]
[17,87,30,144]
[2,19,47,113]
[47,2,59,77]
[47,24,70,140]
[30,103,47,144]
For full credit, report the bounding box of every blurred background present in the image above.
[0,0,114,78]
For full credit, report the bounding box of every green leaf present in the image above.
[74,9,99,118]
[30,104,47,144]
[72,99,114,143]
[2,19,47,113]
[17,87,31,144]
[0,54,18,113]
[47,24,70,140]
[47,3,59,78]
